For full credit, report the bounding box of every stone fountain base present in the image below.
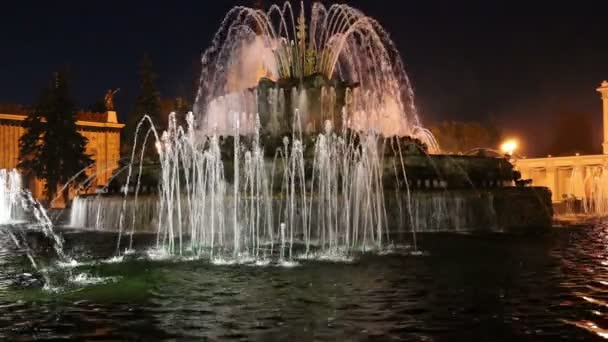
[67,186,552,234]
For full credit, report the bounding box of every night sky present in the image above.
[1,1,607,157]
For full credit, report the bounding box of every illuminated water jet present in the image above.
[194,1,437,147]
[68,1,551,263]
[0,169,21,224]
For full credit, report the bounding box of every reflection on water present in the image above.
[552,222,608,340]
[0,224,608,340]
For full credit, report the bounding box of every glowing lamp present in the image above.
[500,139,518,156]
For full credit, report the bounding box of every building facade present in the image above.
[0,107,124,204]
[516,81,608,203]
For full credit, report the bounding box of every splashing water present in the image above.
[194,1,437,147]
[563,164,608,216]
[1,170,69,258]
[114,112,391,261]
[0,169,75,289]
[71,2,449,262]
[183,1,438,259]
[0,169,22,224]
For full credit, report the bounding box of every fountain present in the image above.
[0,169,22,224]
[559,164,608,217]
[0,4,599,341]
[581,165,608,215]
[69,2,552,262]
[0,169,71,285]
[194,2,437,145]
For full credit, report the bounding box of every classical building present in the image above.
[0,106,124,204]
[516,81,608,203]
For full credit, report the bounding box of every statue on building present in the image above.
[104,88,120,111]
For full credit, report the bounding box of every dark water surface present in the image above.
[1,224,607,341]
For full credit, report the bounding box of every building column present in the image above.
[572,164,585,199]
[597,81,608,154]
[546,166,558,202]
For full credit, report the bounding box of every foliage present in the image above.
[429,120,502,154]
[124,54,162,159]
[18,71,92,202]
[160,96,191,129]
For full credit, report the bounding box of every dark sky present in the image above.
[1,1,607,157]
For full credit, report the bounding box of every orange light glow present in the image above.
[500,139,518,155]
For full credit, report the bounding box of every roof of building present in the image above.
[0,104,124,129]
[0,104,110,122]
[77,111,110,123]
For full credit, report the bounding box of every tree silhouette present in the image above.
[18,71,92,203]
[429,120,502,154]
[124,54,162,158]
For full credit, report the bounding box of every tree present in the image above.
[124,54,162,158]
[429,120,503,154]
[18,71,92,203]
[160,96,191,128]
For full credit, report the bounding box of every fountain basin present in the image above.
[69,186,551,235]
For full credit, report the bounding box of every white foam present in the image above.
[278,260,300,268]
[42,283,62,293]
[57,259,93,268]
[253,259,271,266]
[211,257,237,266]
[102,255,125,264]
[296,251,355,263]
[146,247,173,261]
[377,244,429,256]
[69,273,120,285]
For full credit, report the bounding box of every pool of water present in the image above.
[0,224,607,341]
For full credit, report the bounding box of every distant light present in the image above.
[576,153,580,156]
[500,139,518,156]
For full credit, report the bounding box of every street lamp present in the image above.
[500,139,518,156]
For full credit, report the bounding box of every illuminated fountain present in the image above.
[562,164,608,216]
[582,166,608,215]
[75,2,436,259]
[70,1,552,262]
[194,1,437,146]
[0,169,68,275]
[0,169,22,224]
[160,2,439,259]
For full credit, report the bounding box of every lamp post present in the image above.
[500,139,518,158]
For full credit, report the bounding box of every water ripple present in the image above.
[0,226,607,339]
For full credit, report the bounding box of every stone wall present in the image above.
[69,187,553,234]
[78,128,121,188]
[385,187,552,233]
[490,187,553,233]
[0,120,25,170]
